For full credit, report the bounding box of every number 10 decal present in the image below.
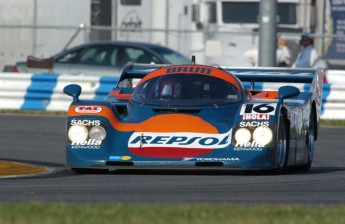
[240,103,277,115]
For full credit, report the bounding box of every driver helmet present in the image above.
[155,78,182,98]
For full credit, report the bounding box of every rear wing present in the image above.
[115,63,324,94]
[119,63,323,84]
[117,62,169,84]
[221,67,324,84]
[108,63,168,103]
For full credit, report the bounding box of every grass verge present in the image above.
[0,203,345,224]
[320,119,345,126]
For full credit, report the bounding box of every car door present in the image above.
[67,45,122,76]
[119,46,163,67]
[53,49,81,74]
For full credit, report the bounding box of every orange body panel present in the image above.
[68,105,218,134]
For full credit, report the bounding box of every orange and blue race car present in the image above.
[63,63,324,174]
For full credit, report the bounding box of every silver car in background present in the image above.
[10,41,191,76]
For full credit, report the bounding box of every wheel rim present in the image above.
[308,117,315,163]
[308,134,314,162]
[277,117,287,168]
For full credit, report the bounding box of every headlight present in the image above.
[89,126,106,141]
[253,126,273,146]
[234,128,251,144]
[68,125,88,143]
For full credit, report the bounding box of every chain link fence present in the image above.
[0,0,344,71]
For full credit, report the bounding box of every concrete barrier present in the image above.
[0,71,344,119]
[0,72,118,111]
[326,70,345,84]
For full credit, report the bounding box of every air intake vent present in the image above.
[153,108,201,113]
[106,161,134,166]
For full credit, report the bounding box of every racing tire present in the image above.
[297,112,315,172]
[245,115,288,175]
[245,114,287,175]
[71,168,109,174]
[275,114,288,173]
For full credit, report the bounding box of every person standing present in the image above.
[243,36,291,67]
[276,37,291,67]
[292,32,319,68]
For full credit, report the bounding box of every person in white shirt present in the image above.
[276,37,291,67]
[292,32,319,68]
[243,37,291,67]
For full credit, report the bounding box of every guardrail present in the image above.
[0,73,118,111]
[0,72,344,119]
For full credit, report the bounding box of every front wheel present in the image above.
[298,112,315,171]
[245,116,287,176]
[275,114,288,173]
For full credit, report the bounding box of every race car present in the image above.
[63,63,324,174]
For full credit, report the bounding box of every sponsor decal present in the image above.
[70,120,101,126]
[71,139,102,146]
[71,139,101,149]
[242,114,270,120]
[240,103,277,117]
[166,66,212,75]
[128,129,232,149]
[123,114,229,159]
[234,141,264,151]
[235,141,264,148]
[239,121,269,127]
[71,145,101,149]
[233,147,263,152]
[109,156,132,161]
[74,106,102,114]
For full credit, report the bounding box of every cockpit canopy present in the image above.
[131,74,242,106]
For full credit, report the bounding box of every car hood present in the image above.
[123,103,240,134]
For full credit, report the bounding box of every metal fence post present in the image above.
[258,0,277,67]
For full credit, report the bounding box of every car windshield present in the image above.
[131,74,242,106]
[151,47,191,64]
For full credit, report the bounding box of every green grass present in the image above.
[320,119,345,126]
[0,203,345,224]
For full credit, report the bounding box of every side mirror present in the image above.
[63,84,81,102]
[278,86,300,103]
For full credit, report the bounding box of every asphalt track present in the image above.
[0,114,345,204]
